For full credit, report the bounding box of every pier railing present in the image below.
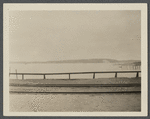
[9,71,141,80]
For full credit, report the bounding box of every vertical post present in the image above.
[15,69,18,79]
[22,74,24,80]
[136,72,139,77]
[9,67,11,77]
[93,73,95,79]
[115,72,117,78]
[44,74,46,79]
[69,74,70,79]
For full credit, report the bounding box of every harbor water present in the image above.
[9,63,141,79]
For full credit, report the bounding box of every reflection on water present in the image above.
[9,93,141,112]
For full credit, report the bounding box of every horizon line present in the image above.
[9,58,141,63]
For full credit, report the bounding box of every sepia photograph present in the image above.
[3,4,147,116]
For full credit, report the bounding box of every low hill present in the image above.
[10,59,141,65]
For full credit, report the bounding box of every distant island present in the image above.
[10,58,141,66]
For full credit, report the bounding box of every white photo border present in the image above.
[3,3,148,116]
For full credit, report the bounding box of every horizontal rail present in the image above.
[9,71,141,75]
[9,71,141,80]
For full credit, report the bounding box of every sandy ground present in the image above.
[10,77,141,87]
[9,78,141,112]
[9,93,141,112]
[9,86,141,93]
[9,77,141,93]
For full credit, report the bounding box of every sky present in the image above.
[9,11,141,62]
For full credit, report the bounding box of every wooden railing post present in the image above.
[115,72,117,78]
[69,74,70,79]
[93,73,95,79]
[44,74,46,79]
[136,72,139,77]
[22,74,24,80]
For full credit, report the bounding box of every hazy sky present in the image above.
[9,11,141,62]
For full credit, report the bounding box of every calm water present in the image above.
[10,93,141,112]
[9,63,141,79]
